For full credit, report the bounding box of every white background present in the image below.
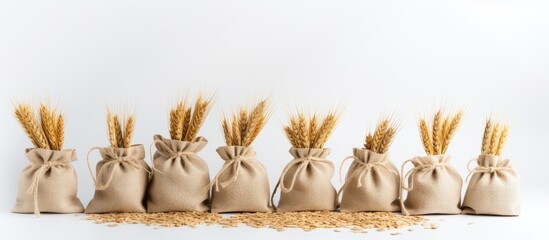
[0,0,548,239]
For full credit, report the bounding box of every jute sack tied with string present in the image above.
[147,135,210,212]
[400,155,462,215]
[462,119,520,215]
[273,148,338,212]
[12,148,84,215]
[210,146,272,213]
[339,148,400,212]
[85,144,151,213]
[462,154,520,215]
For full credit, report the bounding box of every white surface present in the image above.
[1,0,548,239]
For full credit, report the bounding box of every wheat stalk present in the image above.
[496,124,508,156]
[39,104,57,150]
[481,119,492,154]
[432,110,442,154]
[419,119,433,155]
[123,116,134,148]
[284,111,339,149]
[441,111,462,154]
[14,103,49,149]
[221,98,269,147]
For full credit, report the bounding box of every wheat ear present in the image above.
[371,119,389,151]
[309,114,318,148]
[419,119,433,155]
[185,96,212,141]
[432,110,442,154]
[364,133,373,150]
[169,109,179,140]
[113,115,124,148]
[123,116,134,148]
[496,125,508,156]
[489,123,500,155]
[297,113,309,148]
[231,114,241,146]
[284,126,298,147]
[242,100,267,146]
[314,113,337,148]
[39,104,57,150]
[15,104,49,149]
[239,109,248,143]
[182,108,192,140]
[222,118,232,145]
[107,111,118,148]
[377,128,396,154]
[481,119,492,154]
[56,115,64,150]
[441,111,462,154]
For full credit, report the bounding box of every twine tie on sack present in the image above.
[212,155,247,192]
[149,140,196,174]
[399,157,448,216]
[338,155,399,188]
[465,158,512,183]
[87,147,151,191]
[26,160,70,217]
[278,156,332,193]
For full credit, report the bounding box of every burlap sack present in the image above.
[147,135,210,212]
[12,148,84,215]
[272,148,337,212]
[462,154,520,215]
[339,148,400,212]
[400,155,462,215]
[210,146,271,213]
[85,144,151,213]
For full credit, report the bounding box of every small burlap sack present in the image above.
[85,144,151,213]
[462,154,520,216]
[272,148,337,212]
[147,135,210,212]
[400,155,462,215]
[339,148,400,212]
[12,148,84,215]
[210,146,271,213]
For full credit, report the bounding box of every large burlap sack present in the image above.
[85,144,151,213]
[400,155,462,215]
[339,148,400,212]
[12,148,84,215]
[147,135,210,212]
[210,146,271,213]
[462,154,520,215]
[272,148,337,212]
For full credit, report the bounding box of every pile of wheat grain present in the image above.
[169,94,215,141]
[419,108,463,155]
[364,117,399,153]
[481,119,508,156]
[221,98,270,146]
[107,110,135,148]
[86,211,425,233]
[14,102,65,150]
[283,110,339,148]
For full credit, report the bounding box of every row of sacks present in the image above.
[12,134,520,216]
